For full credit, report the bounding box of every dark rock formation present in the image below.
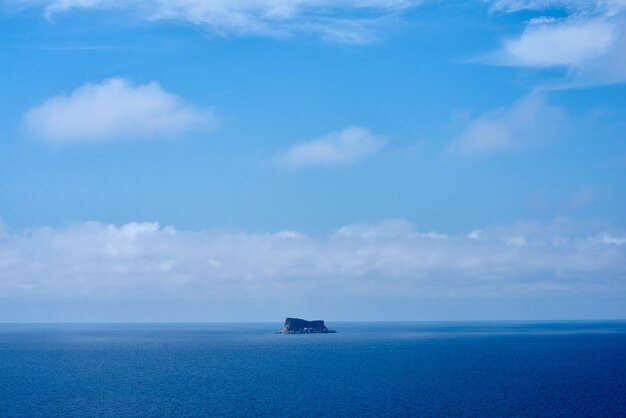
[279,317,336,334]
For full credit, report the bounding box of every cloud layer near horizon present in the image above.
[23,78,215,143]
[1,218,624,300]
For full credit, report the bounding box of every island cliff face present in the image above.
[279,318,336,334]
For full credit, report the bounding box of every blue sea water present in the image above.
[1,322,625,417]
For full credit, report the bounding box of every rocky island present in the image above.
[278,317,336,334]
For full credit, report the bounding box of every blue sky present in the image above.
[0,0,625,321]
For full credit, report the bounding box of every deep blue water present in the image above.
[1,322,625,417]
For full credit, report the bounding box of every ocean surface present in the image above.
[1,322,625,417]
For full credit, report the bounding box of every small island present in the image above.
[278,317,336,334]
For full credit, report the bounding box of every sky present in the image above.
[0,0,625,322]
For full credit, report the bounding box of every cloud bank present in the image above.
[16,0,421,44]
[280,126,386,167]
[484,0,626,87]
[1,218,624,300]
[23,78,215,143]
[446,92,566,157]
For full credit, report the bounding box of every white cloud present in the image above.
[446,92,566,157]
[16,0,421,44]
[467,229,482,240]
[280,126,386,167]
[23,78,215,143]
[498,19,615,67]
[0,218,624,299]
[602,234,626,245]
[484,0,626,87]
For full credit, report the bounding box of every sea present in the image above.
[1,321,625,417]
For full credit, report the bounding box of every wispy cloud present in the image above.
[0,218,624,300]
[446,92,566,157]
[493,19,615,68]
[12,0,421,44]
[484,0,626,15]
[279,126,386,167]
[23,78,215,143]
[488,0,626,14]
[483,0,626,87]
